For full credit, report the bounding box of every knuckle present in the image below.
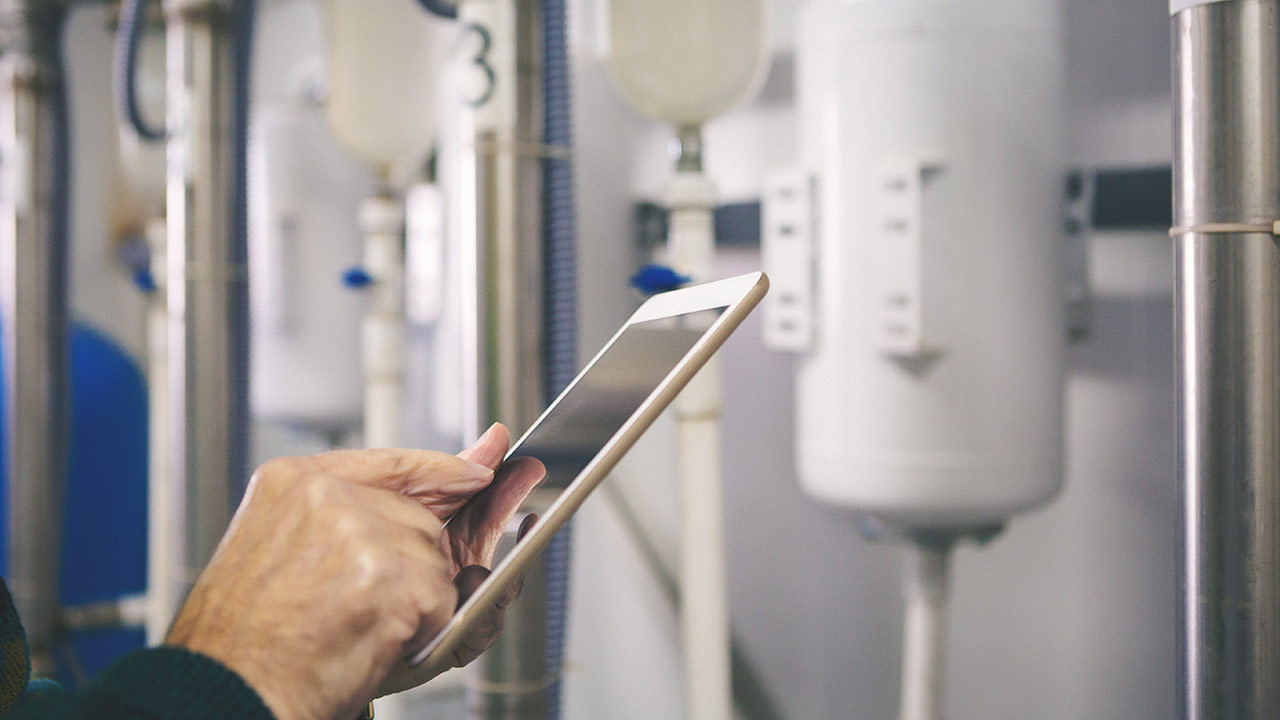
[248,458,295,494]
[352,545,401,591]
[301,472,343,511]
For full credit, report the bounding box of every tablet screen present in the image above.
[493,307,726,554]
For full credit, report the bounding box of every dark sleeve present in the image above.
[5,647,274,720]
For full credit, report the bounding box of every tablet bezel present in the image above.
[410,271,769,671]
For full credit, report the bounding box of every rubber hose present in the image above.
[113,0,166,142]
[415,0,457,20]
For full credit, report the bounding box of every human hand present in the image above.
[165,448,503,720]
[378,423,546,693]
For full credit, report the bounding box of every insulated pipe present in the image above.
[0,0,67,677]
[163,0,248,597]
[1173,1,1280,718]
[664,125,732,720]
[898,542,951,720]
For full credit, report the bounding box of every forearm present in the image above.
[5,647,274,720]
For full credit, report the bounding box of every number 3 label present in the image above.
[459,0,514,131]
[463,22,496,108]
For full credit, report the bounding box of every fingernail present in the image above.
[476,423,500,445]
[466,459,496,478]
[517,513,538,542]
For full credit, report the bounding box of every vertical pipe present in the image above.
[361,193,406,449]
[163,0,245,593]
[463,0,552,717]
[898,543,950,720]
[665,125,733,720]
[0,0,66,677]
[1173,2,1280,718]
[144,217,178,644]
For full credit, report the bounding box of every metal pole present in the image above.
[1174,1,1280,718]
[460,0,552,716]
[0,0,66,677]
[163,0,245,594]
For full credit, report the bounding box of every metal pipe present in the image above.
[0,0,67,677]
[163,0,246,592]
[1174,2,1280,718]
[460,0,552,715]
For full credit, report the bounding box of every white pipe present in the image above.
[898,542,952,720]
[360,194,406,449]
[144,216,182,644]
[360,194,412,720]
[665,163,731,720]
[676,362,731,720]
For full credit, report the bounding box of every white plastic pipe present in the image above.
[360,195,406,450]
[676,362,731,720]
[665,167,731,720]
[144,217,182,644]
[899,543,952,720]
[360,195,410,720]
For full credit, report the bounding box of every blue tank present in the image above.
[0,323,148,682]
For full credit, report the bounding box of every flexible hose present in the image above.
[541,0,576,715]
[113,0,166,142]
[414,0,457,20]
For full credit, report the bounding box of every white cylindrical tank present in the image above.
[606,0,768,126]
[325,0,451,180]
[793,0,1067,528]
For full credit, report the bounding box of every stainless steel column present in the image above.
[163,0,244,591]
[465,0,552,716]
[1174,2,1280,717]
[0,0,65,677]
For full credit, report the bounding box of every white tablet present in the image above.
[410,271,769,670]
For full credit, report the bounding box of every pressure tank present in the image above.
[606,0,768,126]
[791,0,1067,528]
[325,0,451,180]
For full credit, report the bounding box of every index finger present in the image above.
[309,448,496,498]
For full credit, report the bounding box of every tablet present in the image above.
[410,271,769,670]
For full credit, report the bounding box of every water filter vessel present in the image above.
[789,0,1067,530]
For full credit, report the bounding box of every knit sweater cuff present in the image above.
[92,647,274,720]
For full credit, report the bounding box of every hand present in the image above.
[378,423,547,693]
[166,448,501,720]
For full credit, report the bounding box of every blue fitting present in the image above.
[629,264,691,295]
[342,267,375,289]
[132,268,158,295]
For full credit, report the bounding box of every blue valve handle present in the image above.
[629,264,691,296]
[342,267,375,289]
[132,268,158,295]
